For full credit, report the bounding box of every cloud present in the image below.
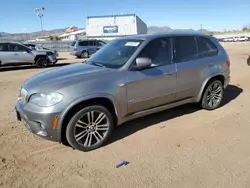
[21,28,27,32]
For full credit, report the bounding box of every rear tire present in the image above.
[247,58,250,66]
[36,57,48,68]
[81,51,89,58]
[66,105,114,152]
[201,79,224,110]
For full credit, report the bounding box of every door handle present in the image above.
[165,71,175,75]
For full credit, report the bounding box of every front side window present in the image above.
[86,39,143,69]
[174,36,198,62]
[9,44,28,52]
[98,41,106,46]
[138,37,171,67]
[197,37,218,57]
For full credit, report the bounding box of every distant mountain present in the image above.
[147,26,172,34]
[0,32,9,37]
[0,26,212,40]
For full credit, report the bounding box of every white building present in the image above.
[86,14,147,40]
[59,29,86,41]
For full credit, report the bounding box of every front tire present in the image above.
[36,57,48,68]
[201,79,224,110]
[66,105,114,152]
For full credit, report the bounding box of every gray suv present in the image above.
[0,42,57,68]
[69,39,106,58]
[15,31,230,151]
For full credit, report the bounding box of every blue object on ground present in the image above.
[116,160,129,168]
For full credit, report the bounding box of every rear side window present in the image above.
[0,43,9,51]
[197,37,218,57]
[78,41,89,46]
[88,41,96,46]
[174,36,198,62]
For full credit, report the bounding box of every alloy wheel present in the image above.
[206,82,223,108]
[74,110,110,147]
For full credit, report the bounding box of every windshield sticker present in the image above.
[125,42,140,47]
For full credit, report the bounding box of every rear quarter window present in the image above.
[196,37,218,57]
[70,41,76,46]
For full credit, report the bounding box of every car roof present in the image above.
[118,30,210,41]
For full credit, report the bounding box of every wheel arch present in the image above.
[196,74,225,102]
[59,94,120,143]
[34,55,47,62]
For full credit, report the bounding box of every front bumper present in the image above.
[48,55,57,64]
[15,99,61,142]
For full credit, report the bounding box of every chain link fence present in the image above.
[0,38,111,52]
[0,38,72,52]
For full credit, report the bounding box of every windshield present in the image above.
[86,39,143,69]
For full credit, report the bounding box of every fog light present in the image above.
[37,130,47,136]
[40,123,46,130]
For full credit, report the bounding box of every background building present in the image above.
[86,14,147,40]
[59,29,86,41]
[65,26,79,33]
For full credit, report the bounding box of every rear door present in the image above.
[173,36,202,100]
[88,40,98,55]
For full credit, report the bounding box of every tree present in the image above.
[242,27,248,31]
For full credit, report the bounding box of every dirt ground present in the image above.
[0,44,250,188]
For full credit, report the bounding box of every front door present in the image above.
[126,37,177,114]
[9,44,33,63]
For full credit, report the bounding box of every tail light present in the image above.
[226,59,230,67]
[73,47,77,52]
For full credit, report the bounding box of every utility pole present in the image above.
[200,24,203,31]
[34,7,45,38]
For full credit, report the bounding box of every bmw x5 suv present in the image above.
[16,31,230,151]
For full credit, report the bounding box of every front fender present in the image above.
[56,93,120,130]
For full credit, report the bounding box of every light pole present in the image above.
[34,7,45,38]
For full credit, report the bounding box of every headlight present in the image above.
[29,93,63,107]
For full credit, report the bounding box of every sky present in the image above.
[0,0,250,33]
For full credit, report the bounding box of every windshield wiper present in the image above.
[90,62,106,68]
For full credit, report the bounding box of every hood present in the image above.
[23,63,115,93]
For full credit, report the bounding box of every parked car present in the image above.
[15,31,230,151]
[237,36,248,42]
[23,43,59,57]
[69,39,106,58]
[224,37,234,42]
[0,42,57,68]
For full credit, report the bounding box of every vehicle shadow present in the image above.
[0,63,70,72]
[57,58,68,60]
[107,84,243,146]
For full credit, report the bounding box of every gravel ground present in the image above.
[0,44,250,188]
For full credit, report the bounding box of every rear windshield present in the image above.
[70,41,76,46]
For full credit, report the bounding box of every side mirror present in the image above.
[135,57,152,70]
